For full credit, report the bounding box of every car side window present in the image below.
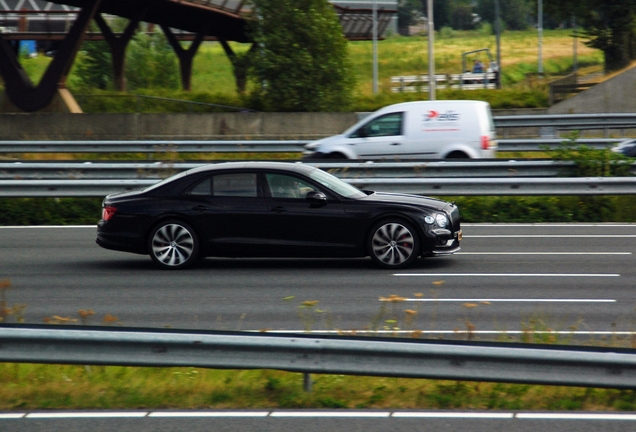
[350,112,403,138]
[187,178,212,195]
[266,174,318,199]
[212,173,258,197]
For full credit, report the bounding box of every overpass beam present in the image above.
[0,0,103,112]
[219,40,255,94]
[94,13,144,92]
[161,25,206,92]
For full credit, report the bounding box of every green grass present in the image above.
[8,29,603,112]
[2,363,636,411]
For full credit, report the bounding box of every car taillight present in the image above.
[481,135,490,150]
[102,206,117,221]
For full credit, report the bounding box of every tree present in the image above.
[475,0,532,31]
[125,31,179,90]
[545,0,636,72]
[247,0,355,112]
[75,41,113,90]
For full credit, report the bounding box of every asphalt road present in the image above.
[2,223,636,432]
[1,224,634,340]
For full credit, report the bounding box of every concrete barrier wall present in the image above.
[0,112,359,141]
[0,109,543,141]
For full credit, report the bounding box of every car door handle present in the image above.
[391,142,401,146]
[271,206,286,213]
[192,205,208,212]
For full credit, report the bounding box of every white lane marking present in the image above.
[466,235,636,238]
[462,223,636,227]
[263,330,636,336]
[392,412,514,418]
[270,412,391,418]
[26,412,148,418]
[517,413,636,420]
[394,273,620,277]
[9,411,636,420]
[0,413,26,419]
[457,252,631,255]
[148,412,269,418]
[382,298,616,303]
[0,226,95,229]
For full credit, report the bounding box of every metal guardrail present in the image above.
[2,177,636,197]
[0,138,627,154]
[2,160,635,180]
[1,325,636,389]
[495,113,636,129]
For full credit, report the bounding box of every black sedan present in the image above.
[96,162,462,269]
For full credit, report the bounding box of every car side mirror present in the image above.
[306,191,327,207]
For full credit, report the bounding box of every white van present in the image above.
[303,100,497,160]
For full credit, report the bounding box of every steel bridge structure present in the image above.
[0,0,395,112]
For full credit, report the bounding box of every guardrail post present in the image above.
[303,372,312,392]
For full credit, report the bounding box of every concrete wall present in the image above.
[0,112,359,141]
[548,64,636,114]
[0,108,544,141]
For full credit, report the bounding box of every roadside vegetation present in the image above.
[2,364,636,411]
[12,29,601,112]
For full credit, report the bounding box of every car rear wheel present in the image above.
[148,220,199,270]
[368,220,420,269]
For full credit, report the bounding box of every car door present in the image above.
[346,112,406,160]
[179,171,271,255]
[260,172,362,257]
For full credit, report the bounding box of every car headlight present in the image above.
[424,215,435,224]
[435,213,448,228]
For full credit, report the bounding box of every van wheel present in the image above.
[446,151,469,159]
[326,152,346,160]
[367,219,420,269]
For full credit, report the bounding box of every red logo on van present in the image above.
[425,110,460,122]
[426,110,440,120]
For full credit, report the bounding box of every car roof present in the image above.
[184,161,317,176]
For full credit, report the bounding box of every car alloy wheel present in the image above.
[149,221,199,269]
[368,220,419,268]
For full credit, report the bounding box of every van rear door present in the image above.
[346,112,406,160]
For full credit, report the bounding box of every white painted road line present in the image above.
[0,225,95,229]
[5,411,636,420]
[394,273,620,277]
[269,412,391,418]
[392,412,514,418]
[465,235,636,238]
[148,412,269,417]
[457,252,631,255]
[26,412,148,418]
[264,330,636,336]
[0,413,25,419]
[386,299,616,303]
[462,224,636,227]
[516,413,636,420]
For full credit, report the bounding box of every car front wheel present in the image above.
[148,220,199,270]
[368,220,420,269]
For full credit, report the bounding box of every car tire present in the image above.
[367,219,420,269]
[148,220,199,270]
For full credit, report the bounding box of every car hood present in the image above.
[358,191,452,212]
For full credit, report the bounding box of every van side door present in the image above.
[346,112,407,160]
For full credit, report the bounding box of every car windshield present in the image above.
[309,169,367,199]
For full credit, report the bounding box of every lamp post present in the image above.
[427,0,435,100]
[372,0,378,94]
